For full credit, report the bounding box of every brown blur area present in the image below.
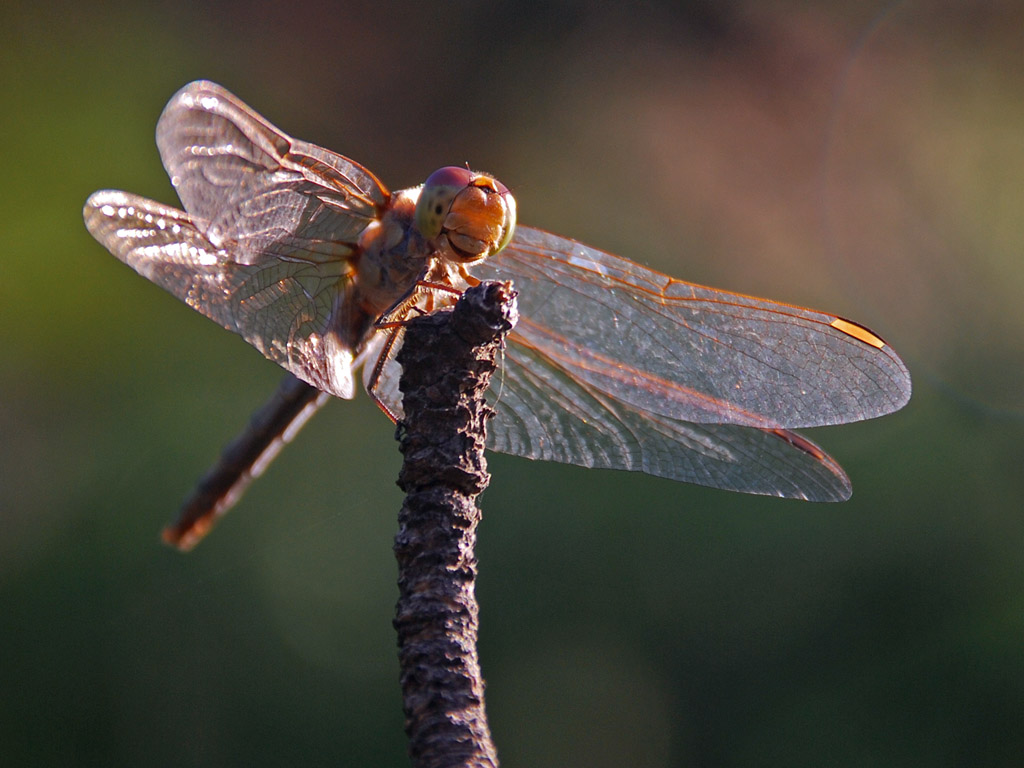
[3,2,1023,766]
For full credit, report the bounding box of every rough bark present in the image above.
[394,281,518,768]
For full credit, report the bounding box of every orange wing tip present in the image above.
[830,317,886,349]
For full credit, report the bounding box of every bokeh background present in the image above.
[3,1,1023,765]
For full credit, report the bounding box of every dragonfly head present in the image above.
[414,166,517,263]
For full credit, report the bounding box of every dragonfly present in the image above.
[84,81,911,550]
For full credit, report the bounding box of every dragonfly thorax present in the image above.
[354,189,439,318]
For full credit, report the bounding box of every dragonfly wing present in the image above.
[85,82,392,399]
[479,225,911,430]
[155,80,388,264]
[487,338,851,500]
[84,191,359,398]
[355,281,849,499]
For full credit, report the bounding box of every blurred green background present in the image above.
[3,1,1023,765]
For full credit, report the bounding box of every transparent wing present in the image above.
[478,226,911,430]
[487,339,851,500]
[461,225,912,499]
[84,191,359,398]
[361,279,856,500]
[156,80,388,265]
[84,81,392,399]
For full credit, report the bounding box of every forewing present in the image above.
[155,80,388,264]
[478,225,911,430]
[84,190,359,398]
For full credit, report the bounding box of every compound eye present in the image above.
[414,166,475,238]
[490,180,516,254]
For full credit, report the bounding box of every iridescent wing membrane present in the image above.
[472,228,911,500]
[84,81,389,399]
